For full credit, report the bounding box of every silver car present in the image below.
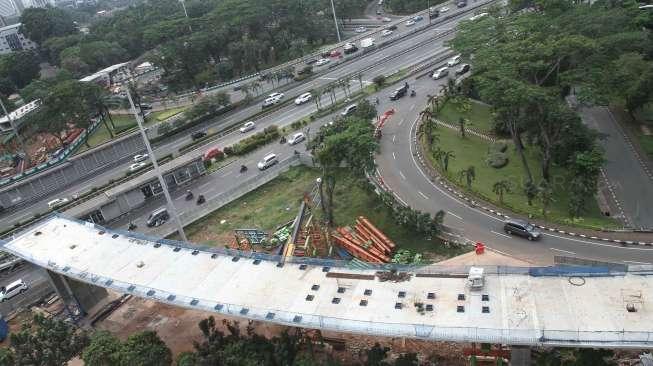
[0,279,28,302]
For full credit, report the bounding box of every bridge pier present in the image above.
[44,270,108,318]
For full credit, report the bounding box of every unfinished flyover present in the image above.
[3,215,653,349]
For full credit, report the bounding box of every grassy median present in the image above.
[184,166,467,260]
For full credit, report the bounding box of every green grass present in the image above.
[437,100,494,134]
[424,124,618,230]
[76,115,137,154]
[638,135,653,158]
[151,107,188,122]
[184,166,467,260]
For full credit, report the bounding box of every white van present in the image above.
[0,279,28,302]
[146,207,169,227]
[47,197,70,209]
[432,67,449,79]
[257,153,278,170]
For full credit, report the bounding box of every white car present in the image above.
[447,54,462,67]
[129,162,148,172]
[288,132,306,145]
[295,93,312,105]
[47,198,70,209]
[262,92,285,108]
[133,154,148,163]
[355,26,367,33]
[268,92,284,100]
[239,121,256,133]
[0,279,28,302]
[440,6,450,12]
[405,19,416,26]
[315,58,330,66]
[432,66,449,79]
[257,153,278,170]
[381,29,393,37]
[382,17,392,22]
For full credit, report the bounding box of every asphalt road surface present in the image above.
[0,1,487,230]
[0,262,51,316]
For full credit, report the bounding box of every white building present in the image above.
[0,23,37,54]
[0,99,40,134]
[79,62,132,88]
[0,0,54,18]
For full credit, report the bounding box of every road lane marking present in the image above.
[392,152,396,160]
[491,231,511,239]
[399,118,405,126]
[624,260,651,265]
[549,248,576,255]
[392,135,396,143]
[447,211,463,220]
[418,191,429,199]
[410,104,415,111]
[198,181,213,191]
[399,171,406,180]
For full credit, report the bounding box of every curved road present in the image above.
[374,73,653,265]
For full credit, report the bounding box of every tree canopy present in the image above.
[0,51,41,94]
[19,7,76,44]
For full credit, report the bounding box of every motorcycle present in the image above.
[196,195,206,205]
[240,164,248,173]
[279,136,287,144]
[185,190,194,200]
[128,222,137,231]
[410,90,416,97]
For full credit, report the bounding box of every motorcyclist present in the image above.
[185,190,194,200]
[196,194,205,205]
[240,164,248,172]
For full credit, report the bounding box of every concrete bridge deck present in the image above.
[3,215,653,348]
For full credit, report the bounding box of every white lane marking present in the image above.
[198,181,213,191]
[410,104,416,111]
[392,152,396,160]
[549,248,576,255]
[624,260,651,265]
[543,232,653,252]
[399,171,406,180]
[418,191,429,199]
[221,170,233,178]
[491,231,511,239]
[447,211,463,220]
[399,118,405,126]
[392,135,396,143]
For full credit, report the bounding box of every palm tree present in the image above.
[419,109,436,145]
[251,81,261,96]
[458,117,470,138]
[492,180,512,203]
[440,78,458,100]
[441,150,455,171]
[356,73,364,90]
[240,83,252,103]
[458,166,476,190]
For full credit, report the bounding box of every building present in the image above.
[0,99,40,134]
[0,0,53,18]
[0,23,37,54]
[79,62,132,89]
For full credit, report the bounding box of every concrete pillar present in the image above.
[44,270,108,317]
[510,346,532,366]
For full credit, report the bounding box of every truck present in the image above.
[360,37,375,50]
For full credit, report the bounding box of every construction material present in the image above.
[377,269,412,282]
[325,272,375,280]
[331,216,396,263]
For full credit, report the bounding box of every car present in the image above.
[382,17,392,22]
[431,67,449,79]
[295,93,312,105]
[343,43,358,54]
[129,162,148,172]
[304,58,318,65]
[269,92,284,100]
[262,93,284,108]
[389,83,409,100]
[455,63,471,75]
[439,6,450,12]
[447,54,462,67]
[413,15,424,21]
[503,219,541,241]
[355,26,367,33]
[341,104,358,117]
[47,198,70,209]
[240,121,256,133]
[376,9,382,15]
[146,207,169,227]
[405,19,416,26]
[133,154,149,163]
[191,131,207,140]
[457,0,467,7]
[288,132,306,145]
[320,50,331,58]
[330,49,342,58]
[257,153,279,170]
[387,24,398,30]
[381,29,393,37]
[0,279,28,302]
[315,58,331,67]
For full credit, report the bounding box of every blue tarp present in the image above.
[529,266,613,277]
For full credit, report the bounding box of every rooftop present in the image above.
[0,99,41,125]
[4,215,653,347]
[79,62,130,83]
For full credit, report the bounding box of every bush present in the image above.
[157,123,172,135]
[232,126,280,155]
[223,146,234,155]
[486,151,509,168]
[373,75,386,90]
[291,120,303,130]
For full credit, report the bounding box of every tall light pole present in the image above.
[330,0,342,42]
[0,98,29,165]
[179,0,193,33]
[126,88,188,242]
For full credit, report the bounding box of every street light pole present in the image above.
[330,0,342,42]
[126,88,188,242]
[179,0,193,33]
[0,98,29,164]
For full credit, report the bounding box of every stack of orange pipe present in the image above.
[331,217,395,263]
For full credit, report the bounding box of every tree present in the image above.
[10,313,89,365]
[20,7,76,44]
[365,342,390,366]
[538,180,555,219]
[568,147,605,218]
[394,353,419,366]
[372,75,386,90]
[118,331,172,366]
[458,165,476,190]
[82,331,122,366]
[0,51,41,92]
[0,348,15,365]
[419,109,436,145]
[457,117,470,138]
[492,180,512,203]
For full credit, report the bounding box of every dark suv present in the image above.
[503,219,541,241]
[389,83,409,100]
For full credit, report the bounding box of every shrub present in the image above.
[373,75,386,90]
[157,123,172,135]
[223,146,234,155]
[291,120,303,130]
[232,126,280,155]
[486,151,508,168]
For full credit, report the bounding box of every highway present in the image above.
[0,0,486,230]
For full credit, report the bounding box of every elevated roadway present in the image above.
[4,216,653,348]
